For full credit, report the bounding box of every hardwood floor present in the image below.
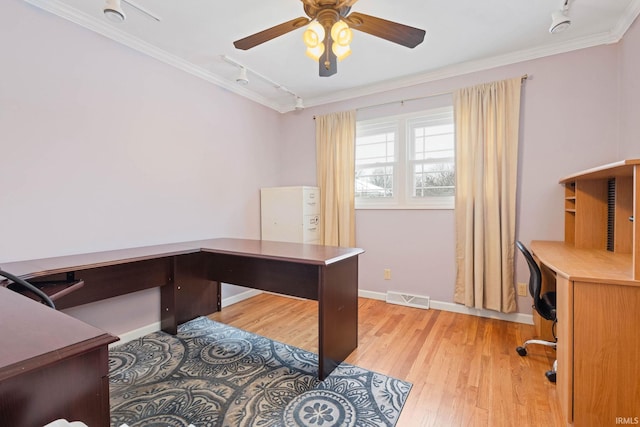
[209,293,564,427]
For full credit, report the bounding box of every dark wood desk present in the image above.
[0,286,118,427]
[1,238,364,380]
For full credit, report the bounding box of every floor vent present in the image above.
[385,291,430,310]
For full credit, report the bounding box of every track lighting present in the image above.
[220,55,305,112]
[236,67,249,85]
[103,0,161,23]
[104,0,125,23]
[549,0,571,34]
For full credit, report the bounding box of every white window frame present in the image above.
[355,107,455,210]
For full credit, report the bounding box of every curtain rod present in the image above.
[313,74,528,119]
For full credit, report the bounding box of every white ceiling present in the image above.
[26,0,640,112]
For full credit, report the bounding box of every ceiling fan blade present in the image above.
[319,48,337,77]
[345,12,425,48]
[234,17,310,50]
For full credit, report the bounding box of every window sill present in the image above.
[355,204,454,210]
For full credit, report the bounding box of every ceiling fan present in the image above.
[233,0,426,77]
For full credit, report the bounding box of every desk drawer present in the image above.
[303,215,320,242]
[303,188,320,214]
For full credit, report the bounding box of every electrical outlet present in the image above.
[384,269,391,280]
[517,282,528,297]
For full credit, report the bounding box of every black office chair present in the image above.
[514,241,557,383]
[0,269,56,309]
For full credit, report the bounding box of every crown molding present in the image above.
[24,0,640,113]
[613,0,640,39]
[304,30,625,108]
[23,0,293,113]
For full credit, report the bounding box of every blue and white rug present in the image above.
[109,316,411,427]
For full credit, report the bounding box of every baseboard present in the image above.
[358,289,387,300]
[110,321,162,348]
[111,289,264,347]
[429,300,534,325]
[222,289,263,307]
[359,289,533,325]
[113,288,532,346]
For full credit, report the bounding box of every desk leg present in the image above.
[160,283,177,335]
[318,256,359,380]
[161,253,220,335]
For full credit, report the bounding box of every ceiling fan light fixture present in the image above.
[303,21,325,48]
[305,43,325,61]
[104,0,125,23]
[233,2,426,77]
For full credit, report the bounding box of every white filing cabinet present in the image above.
[260,186,320,244]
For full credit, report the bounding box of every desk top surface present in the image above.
[0,286,118,381]
[558,158,640,183]
[531,240,639,287]
[1,238,365,280]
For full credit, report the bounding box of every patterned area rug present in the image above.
[109,317,412,427]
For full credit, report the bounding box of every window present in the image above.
[355,107,455,209]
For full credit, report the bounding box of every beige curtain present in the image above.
[315,111,356,247]
[453,77,522,313]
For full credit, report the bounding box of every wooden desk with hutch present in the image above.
[530,159,640,427]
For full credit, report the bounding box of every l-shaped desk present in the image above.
[0,238,364,426]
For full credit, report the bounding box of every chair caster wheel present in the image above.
[545,370,556,383]
[516,346,527,356]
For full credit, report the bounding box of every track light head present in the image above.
[549,10,571,34]
[236,67,249,85]
[104,0,125,23]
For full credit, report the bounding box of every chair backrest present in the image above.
[0,269,56,309]
[515,241,545,316]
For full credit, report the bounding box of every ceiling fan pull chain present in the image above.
[324,38,331,70]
